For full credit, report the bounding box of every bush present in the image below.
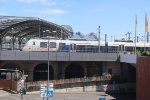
[141,51,150,56]
[136,50,141,56]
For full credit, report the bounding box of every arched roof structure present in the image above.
[0,16,72,40]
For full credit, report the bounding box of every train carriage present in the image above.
[22,37,150,53]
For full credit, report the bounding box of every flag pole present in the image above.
[135,15,138,54]
[144,33,146,52]
[144,13,149,52]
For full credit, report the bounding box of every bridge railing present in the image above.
[26,76,111,86]
[25,76,112,91]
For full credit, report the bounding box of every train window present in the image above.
[70,44,76,50]
[40,42,47,48]
[147,47,150,51]
[33,41,35,45]
[119,45,125,51]
[50,42,56,48]
[59,43,66,50]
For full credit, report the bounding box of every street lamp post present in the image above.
[45,30,50,100]
[47,33,50,100]
[43,30,50,100]
[47,38,50,84]
[11,28,14,50]
[0,34,2,50]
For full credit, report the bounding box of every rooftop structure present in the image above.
[0,16,72,38]
[0,15,73,50]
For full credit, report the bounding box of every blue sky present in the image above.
[0,0,150,40]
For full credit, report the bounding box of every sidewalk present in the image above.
[0,89,10,97]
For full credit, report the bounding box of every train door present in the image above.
[59,43,66,52]
[70,44,76,52]
[119,45,125,52]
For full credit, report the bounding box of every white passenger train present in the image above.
[22,37,150,52]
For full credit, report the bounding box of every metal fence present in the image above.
[25,76,112,92]
[0,79,17,92]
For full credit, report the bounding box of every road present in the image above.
[0,91,135,100]
[0,92,115,100]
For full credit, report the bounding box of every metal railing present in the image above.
[25,76,112,91]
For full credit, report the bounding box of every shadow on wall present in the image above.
[102,76,136,100]
[24,75,135,95]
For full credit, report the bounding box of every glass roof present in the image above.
[0,16,71,39]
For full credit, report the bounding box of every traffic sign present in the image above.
[99,98,107,100]
[40,84,47,97]
[40,83,54,98]
[41,93,47,97]
[47,88,54,98]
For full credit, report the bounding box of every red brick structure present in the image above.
[137,57,150,100]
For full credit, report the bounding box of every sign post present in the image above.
[40,84,47,97]
[40,83,54,100]
[99,98,106,100]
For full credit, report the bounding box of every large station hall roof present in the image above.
[0,16,72,39]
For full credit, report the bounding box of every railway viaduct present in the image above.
[0,16,136,82]
[0,51,136,82]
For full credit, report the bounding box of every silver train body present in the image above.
[22,38,150,52]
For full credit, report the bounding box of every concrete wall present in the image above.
[102,62,121,76]
[0,51,119,61]
[0,61,122,81]
[120,54,136,64]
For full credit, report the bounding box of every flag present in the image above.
[145,13,148,32]
[135,15,138,33]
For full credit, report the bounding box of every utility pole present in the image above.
[105,34,107,53]
[127,32,132,40]
[125,33,127,40]
[38,18,41,38]
[98,26,101,53]
[111,36,112,42]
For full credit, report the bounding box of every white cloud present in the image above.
[16,0,56,6]
[25,8,67,15]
